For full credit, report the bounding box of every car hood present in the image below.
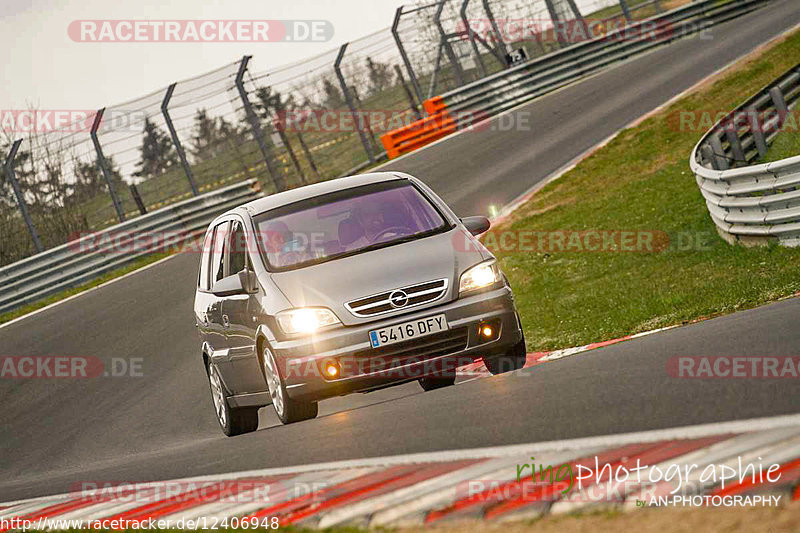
[270,227,490,325]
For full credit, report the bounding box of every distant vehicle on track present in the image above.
[194,172,525,435]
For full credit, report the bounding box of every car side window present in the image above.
[209,221,229,287]
[228,221,249,275]
[198,229,215,290]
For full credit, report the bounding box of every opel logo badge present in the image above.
[389,289,409,308]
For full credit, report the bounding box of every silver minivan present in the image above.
[194,172,525,435]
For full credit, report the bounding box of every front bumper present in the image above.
[273,285,521,401]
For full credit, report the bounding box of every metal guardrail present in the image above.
[690,63,800,246]
[432,0,771,126]
[0,179,263,315]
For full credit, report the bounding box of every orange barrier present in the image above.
[380,96,455,159]
[423,96,448,115]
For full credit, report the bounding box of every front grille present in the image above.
[338,327,468,377]
[345,278,448,317]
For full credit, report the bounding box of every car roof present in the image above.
[238,172,407,218]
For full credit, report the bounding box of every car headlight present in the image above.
[459,260,502,295]
[276,307,340,334]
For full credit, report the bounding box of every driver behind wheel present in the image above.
[360,202,390,241]
[344,202,388,249]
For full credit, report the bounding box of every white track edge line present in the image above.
[0,254,180,330]
[4,413,798,509]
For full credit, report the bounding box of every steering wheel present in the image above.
[371,226,414,243]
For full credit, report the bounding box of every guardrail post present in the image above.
[394,64,422,120]
[392,7,424,105]
[460,0,487,78]
[699,144,717,170]
[747,107,769,159]
[724,114,745,165]
[4,139,44,253]
[769,86,789,128]
[619,0,634,22]
[334,43,375,163]
[129,183,148,215]
[482,0,510,57]
[724,130,745,165]
[235,55,286,192]
[435,0,466,86]
[709,136,730,170]
[161,83,199,196]
[90,108,126,223]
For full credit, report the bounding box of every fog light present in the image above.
[323,361,340,378]
[477,320,500,343]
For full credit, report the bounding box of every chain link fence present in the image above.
[1,0,691,268]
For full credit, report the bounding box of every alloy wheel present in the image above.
[262,347,285,418]
[208,365,227,427]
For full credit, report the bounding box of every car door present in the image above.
[205,221,232,378]
[194,226,216,349]
[220,218,265,393]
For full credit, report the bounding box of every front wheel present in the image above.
[484,337,527,375]
[207,363,259,437]
[262,345,318,424]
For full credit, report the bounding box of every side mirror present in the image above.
[461,216,491,236]
[212,271,257,297]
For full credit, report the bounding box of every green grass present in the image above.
[761,127,800,163]
[0,250,173,326]
[495,28,800,351]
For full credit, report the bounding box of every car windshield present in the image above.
[253,180,449,271]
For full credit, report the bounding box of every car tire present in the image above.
[207,362,259,437]
[262,345,318,425]
[484,336,527,375]
[418,374,456,391]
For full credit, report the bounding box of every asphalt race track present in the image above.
[1,0,799,502]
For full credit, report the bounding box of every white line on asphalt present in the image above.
[3,415,799,510]
[0,254,180,331]
[40,414,800,502]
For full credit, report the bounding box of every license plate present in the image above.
[369,314,448,348]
